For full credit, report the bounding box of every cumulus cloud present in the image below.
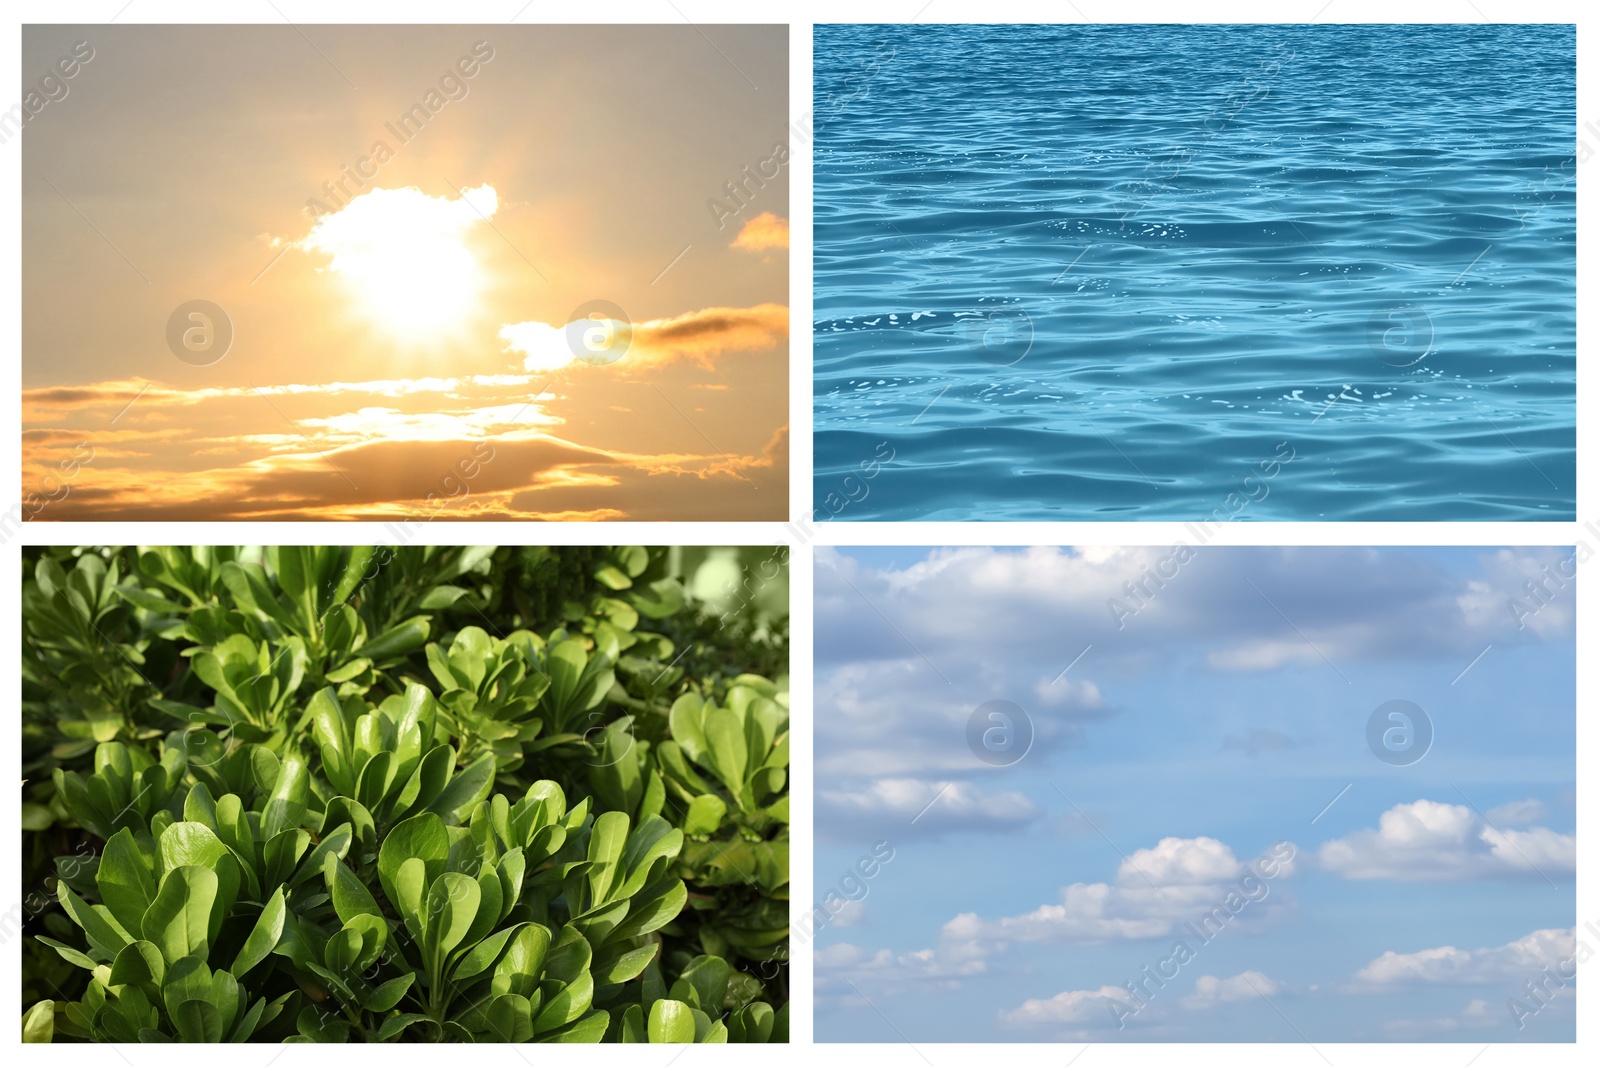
[939,837,1293,948]
[730,211,788,251]
[1351,927,1576,988]
[1181,971,1279,1009]
[1317,800,1575,881]
[1002,986,1132,1027]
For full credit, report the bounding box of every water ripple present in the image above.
[813,24,1575,521]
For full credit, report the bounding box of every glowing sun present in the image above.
[300,184,498,337]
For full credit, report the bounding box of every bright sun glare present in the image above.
[300,184,498,338]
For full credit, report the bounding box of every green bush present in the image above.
[21,546,788,1043]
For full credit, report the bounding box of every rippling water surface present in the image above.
[813,25,1575,521]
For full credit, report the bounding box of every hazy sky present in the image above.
[22,24,788,520]
[815,545,1576,1042]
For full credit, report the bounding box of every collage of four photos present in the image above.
[8,4,1585,1057]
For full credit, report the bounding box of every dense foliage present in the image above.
[20,546,789,1043]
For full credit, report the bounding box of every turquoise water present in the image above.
[813,25,1576,521]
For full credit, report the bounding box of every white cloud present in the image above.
[1122,836,1243,886]
[817,547,1573,687]
[1002,985,1132,1026]
[1351,927,1576,988]
[814,940,987,999]
[1456,548,1576,637]
[939,837,1292,948]
[1181,971,1279,1008]
[1317,799,1575,881]
[1381,998,1504,1037]
[817,777,1040,835]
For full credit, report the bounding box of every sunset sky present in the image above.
[22,25,788,520]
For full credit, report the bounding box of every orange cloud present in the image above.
[731,211,788,251]
[500,303,788,373]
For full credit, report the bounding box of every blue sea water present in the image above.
[813,24,1576,521]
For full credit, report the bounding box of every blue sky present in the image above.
[813,546,1577,1043]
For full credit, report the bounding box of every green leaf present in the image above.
[682,794,727,836]
[593,565,631,590]
[585,810,630,907]
[329,546,376,608]
[648,999,695,1043]
[56,884,133,960]
[427,752,495,824]
[295,1004,350,1042]
[454,929,523,989]
[160,821,231,872]
[367,972,415,1013]
[703,707,749,793]
[36,936,97,971]
[290,821,353,889]
[668,694,708,763]
[375,1012,431,1041]
[142,867,217,965]
[108,940,165,988]
[378,813,450,915]
[545,1009,611,1042]
[610,879,687,942]
[228,997,267,1042]
[231,887,286,978]
[627,578,685,619]
[96,829,156,936]
[22,1001,53,1043]
[262,759,309,839]
[593,942,658,985]
[422,873,480,967]
[485,993,534,1042]
[490,923,551,998]
[730,1001,776,1043]
[355,617,431,661]
[323,855,381,924]
[171,1000,225,1043]
[677,955,731,1012]
[532,971,593,1035]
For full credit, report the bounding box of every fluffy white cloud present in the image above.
[1002,985,1132,1027]
[1181,971,1279,1008]
[1122,836,1244,886]
[940,837,1293,947]
[1317,800,1575,881]
[1352,927,1576,988]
